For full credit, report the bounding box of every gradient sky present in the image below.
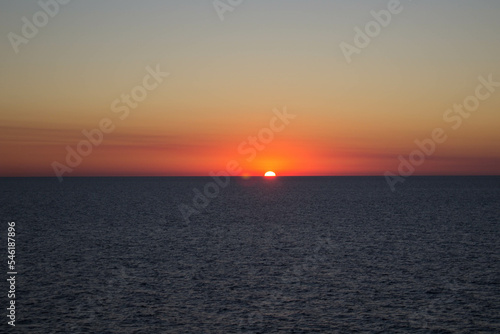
[1,0,499,177]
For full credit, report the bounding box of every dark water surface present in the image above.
[1,176,499,333]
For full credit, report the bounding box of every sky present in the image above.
[1,0,499,177]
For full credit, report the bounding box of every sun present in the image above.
[264,171,276,177]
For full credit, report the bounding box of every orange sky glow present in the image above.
[1,1,499,178]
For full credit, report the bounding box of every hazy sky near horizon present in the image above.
[1,0,499,176]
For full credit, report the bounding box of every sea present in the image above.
[0,176,499,333]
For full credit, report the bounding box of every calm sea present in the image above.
[1,176,499,333]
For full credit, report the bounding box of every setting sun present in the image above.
[264,171,276,177]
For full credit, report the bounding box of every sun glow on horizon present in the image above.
[264,171,276,177]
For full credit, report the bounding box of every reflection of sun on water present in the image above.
[264,171,276,177]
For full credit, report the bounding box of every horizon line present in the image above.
[1,174,499,179]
